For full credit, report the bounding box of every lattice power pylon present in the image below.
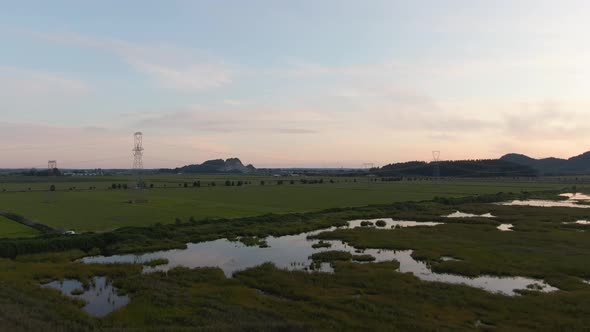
[48,160,57,175]
[132,132,144,170]
[132,132,145,189]
[432,151,441,179]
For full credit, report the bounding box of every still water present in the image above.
[559,193,590,200]
[444,211,495,218]
[497,224,514,231]
[499,193,590,208]
[42,276,129,317]
[83,219,556,296]
[566,220,590,225]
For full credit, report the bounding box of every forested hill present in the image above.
[373,159,537,177]
[169,158,256,174]
[501,151,590,175]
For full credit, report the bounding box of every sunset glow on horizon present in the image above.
[1,1,590,168]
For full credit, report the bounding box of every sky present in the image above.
[1,0,590,168]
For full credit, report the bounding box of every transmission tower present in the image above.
[132,132,145,189]
[48,160,57,175]
[432,151,441,179]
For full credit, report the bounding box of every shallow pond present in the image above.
[393,250,556,295]
[83,219,557,296]
[566,220,590,225]
[440,256,460,261]
[559,193,590,200]
[443,211,495,218]
[499,200,590,208]
[347,218,444,228]
[498,193,590,208]
[41,276,129,317]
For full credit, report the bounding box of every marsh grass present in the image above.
[351,254,376,262]
[237,236,269,247]
[310,250,352,262]
[311,241,332,249]
[142,258,169,267]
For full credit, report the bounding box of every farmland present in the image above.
[0,174,570,232]
[0,216,39,238]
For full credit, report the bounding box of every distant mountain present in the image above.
[374,159,537,178]
[173,158,256,174]
[500,151,590,175]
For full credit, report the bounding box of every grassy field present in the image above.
[0,174,572,232]
[0,216,39,238]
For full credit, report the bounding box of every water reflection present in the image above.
[41,276,129,317]
[440,256,460,261]
[393,250,556,296]
[559,193,590,200]
[347,218,444,228]
[83,220,557,296]
[497,224,514,231]
[499,200,590,208]
[563,220,590,225]
[444,211,495,218]
[499,193,590,208]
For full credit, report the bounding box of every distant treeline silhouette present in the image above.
[373,159,537,177]
[18,168,62,176]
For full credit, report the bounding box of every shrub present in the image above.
[143,258,169,267]
[311,241,332,249]
[352,254,376,262]
[310,251,352,262]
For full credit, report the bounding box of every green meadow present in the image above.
[0,216,39,238]
[0,175,569,232]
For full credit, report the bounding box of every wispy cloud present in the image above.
[0,66,91,97]
[502,100,590,139]
[28,30,234,91]
[0,66,91,115]
[134,107,321,135]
